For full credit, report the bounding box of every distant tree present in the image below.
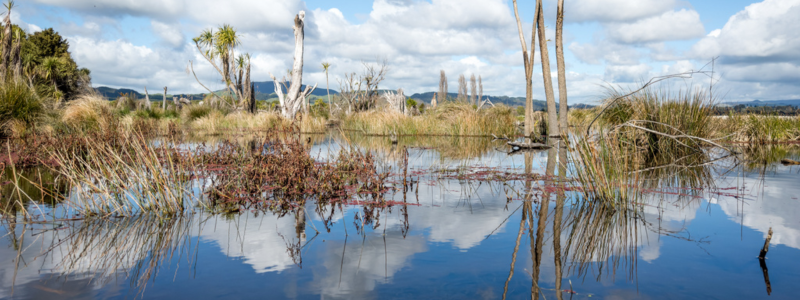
[1,24,92,100]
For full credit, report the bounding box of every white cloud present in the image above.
[691,0,800,60]
[565,0,679,23]
[151,20,185,48]
[604,63,652,82]
[606,9,706,44]
[31,0,303,32]
[569,40,641,65]
[689,0,800,90]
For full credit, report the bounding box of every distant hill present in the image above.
[96,83,594,110]
[722,99,800,108]
[96,87,146,99]
[96,81,336,101]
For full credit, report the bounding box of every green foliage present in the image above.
[16,27,91,100]
[310,98,329,119]
[406,98,417,108]
[516,106,524,116]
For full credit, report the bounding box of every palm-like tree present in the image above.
[322,62,331,116]
[214,24,240,87]
[38,56,60,88]
[192,25,242,106]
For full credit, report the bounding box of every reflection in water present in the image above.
[1,136,800,299]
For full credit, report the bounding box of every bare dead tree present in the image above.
[470,74,477,105]
[556,0,568,133]
[270,11,318,119]
[536,0,560,137]
[512,0,538,137]
[438,70,448,105]
[162,87,167,110]
[431,93,438,108]
[362,59,389,107]
[336,60,388,114]
[338,72,362,114]
[382,88,406,115]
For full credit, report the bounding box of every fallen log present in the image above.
[781,159,800,166]
[507,141,551,150]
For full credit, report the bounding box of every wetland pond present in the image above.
[1,134,799,299]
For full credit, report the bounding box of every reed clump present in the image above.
[719,114,800,143]
[341,102,516,137]
[49,132,198,217]
[61,94,116,133]
[598,87,714,156]
[569,134,643,208]
[0,79,53,137]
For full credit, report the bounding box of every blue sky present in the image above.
[10,0,800,103]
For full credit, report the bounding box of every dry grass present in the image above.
[189,111,327,134]
[62,94,116,133]
[341,102,517,137]
[716,115,800,143]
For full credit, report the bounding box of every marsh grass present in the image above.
[568,134,643,209]
[0,79,53,137]
[719,115,800,143]
[599,87,715,156]
[62,94,116,133]
[50,132,199,217]
[342,133,497,161]
[190,111,327,134]
[341,102,517,137]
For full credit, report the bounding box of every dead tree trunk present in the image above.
[536,0,560,137]
[143,86,152,109]
[512,0,538,138]
[556,0,569,133]
[271,11,317,119]
[162,87,167,110]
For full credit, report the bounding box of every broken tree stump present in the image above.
[508,141,552,150]
[759,227,773,259]
[781,159,800,166]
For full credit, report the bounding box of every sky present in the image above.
[9,0,800,104]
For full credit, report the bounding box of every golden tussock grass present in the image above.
[341,102,517,137]
[62,94,115,133]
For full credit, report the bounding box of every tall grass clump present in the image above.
[569,134,642,208]
[598,86,714,158]
[50,132,198,217]
[0,79,51,136]
[342,102,516,137]
[62,94,116,133]
[722,114,800,143]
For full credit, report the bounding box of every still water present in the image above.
[1,137,799,299]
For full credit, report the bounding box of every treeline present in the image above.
[711,104,800,116]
